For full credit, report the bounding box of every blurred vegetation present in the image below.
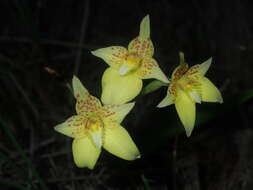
[0,0,253,189]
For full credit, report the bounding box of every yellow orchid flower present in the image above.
[157,53,223,137]
[54,76,140,169]
[91,15,169,105]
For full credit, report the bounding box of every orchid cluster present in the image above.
[54,15,223,169]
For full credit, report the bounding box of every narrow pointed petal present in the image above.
[200,77,223,103]
[137,58,169,83]
[103,125,140,160]
[171,63,189,81]
[72,76,101,115]
[186,58,212,78]
[101,102,135,124]
[54,115,86,138]
[101,68,142,105]
[175,90,196,137]
[139,15,150,39]
[72,75,89,97]
[72,137,101,169]
[199,57,212,76]
[91,46,127,68]
[157,93,174,108]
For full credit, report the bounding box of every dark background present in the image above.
[0,0,253,189]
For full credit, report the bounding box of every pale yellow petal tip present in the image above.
[91,48,108,58]
[184,123,194,137]
[54,124,69,136]
[200,57,212,76]
[157,95,174,108]
[72,75,79,84]
[91,49,100,57]
[218,94,223,104]
[156,72,170,83]
[134,153,141,160]
[125,102,136,111]
[184,124,195,138]
[53,125,60,133]
[142,14,150,23]
[162,77,170,84]
[72,75,82,88]
[157,100,168,108]
[54,124,61,132]
[186,130,193,137]
[75,162,96,169]
[128,151,141,161]
[140,15,150,38]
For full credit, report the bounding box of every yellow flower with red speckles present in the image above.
[54,76,140,169]
[92,15,169,105]
[157,53,223,137]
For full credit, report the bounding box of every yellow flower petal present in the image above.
[157,93,174,108]
[54,115,85,138]
[101,68,142,105]
[185,58,212,79]
[101,103,135,124]
[139,15,150,39]
[175,89,196,137]
[128,15,153,58]
[91,46,127,68]
[72,76,101,115]
[72,137,101,169]
[171,63,189,81]
[103,125,140,160]
[128,37,154,59]
[200,77,223,103]
[137,58,169,83]
[199,57,212,76]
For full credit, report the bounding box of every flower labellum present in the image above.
[54,76,140,169]
[157,53,223,137]
[92,15,169,105]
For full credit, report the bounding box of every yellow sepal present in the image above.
[200,77,223,103]
[139,15,150,39]
[54,115,85,138]
[175,89,196,137]
[101,68,142,105]
[72,137,101,169]
[137,58,169,83]
[91,46,127,68]
[102,102,135,124]
[103,125,140,160]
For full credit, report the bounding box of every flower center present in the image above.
[118,53,142,75]
[73,115,103,139]
[177,77,194,91]
[176,76,202,103]
[85,116,104,132]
